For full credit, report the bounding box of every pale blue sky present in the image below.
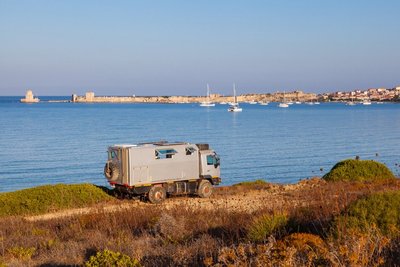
[0,0,399,96]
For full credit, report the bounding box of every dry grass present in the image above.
[0,178,399,266]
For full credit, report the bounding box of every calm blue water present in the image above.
[0,97,399,192]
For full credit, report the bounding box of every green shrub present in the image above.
[234,179,268,186]
[323,159,395,182]
[0,184,113,217]
[85,249,140,267]
[332,191,400,237]
[247,213,288,242]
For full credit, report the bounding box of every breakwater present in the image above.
[72,91,317,103]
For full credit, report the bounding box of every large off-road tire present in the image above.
[148,185,167,204]
[197,180,213,198]
[104,162,119,181]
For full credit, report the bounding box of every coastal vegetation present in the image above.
[0,184,112,217]
[322,159,395,182]
[85,250,141,267]
[332,190,400,237]
[0,160,399,266]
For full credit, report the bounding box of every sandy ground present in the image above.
[24,178,327,222]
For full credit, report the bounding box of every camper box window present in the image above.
[185,147,196,155]
[155,149,177,159]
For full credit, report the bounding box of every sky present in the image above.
[0,0,399,96]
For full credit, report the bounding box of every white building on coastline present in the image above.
[20,90,40,103]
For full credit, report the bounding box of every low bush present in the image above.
[332,191,400,237]
[323,159,395,182]
[283,233,330,266]
[85,249,140,267]
[7,246,36,261]
[247,213,288,242]
[0,183,113,217]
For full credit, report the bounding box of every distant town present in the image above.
[20,85,400,103]
[320,86,400,102]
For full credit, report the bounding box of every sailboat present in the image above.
[278,91,289,108]
[346,96,356,106]
[228,84,243,112]
[199,84,215,107]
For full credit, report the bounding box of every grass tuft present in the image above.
[247,213,288,242]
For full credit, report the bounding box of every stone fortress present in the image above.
[20,90,40,103]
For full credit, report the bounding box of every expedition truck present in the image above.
[104,141,221,203]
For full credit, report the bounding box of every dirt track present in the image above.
[24,179,327,222]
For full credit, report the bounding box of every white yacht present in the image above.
[259,101,269,106]
[362,100,372,105]
[228,103,243,112]
[278,102,289,108]
[278,92,289,108]
[199,84,215,107]
[248,100,257,104]
[228,84,243,112]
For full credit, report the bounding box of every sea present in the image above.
[1,96,399,193]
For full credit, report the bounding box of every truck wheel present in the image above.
[198,180,213,198]
[148,186,167,204]
[104,163,119,181]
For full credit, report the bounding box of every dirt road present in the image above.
[24,179,328,222]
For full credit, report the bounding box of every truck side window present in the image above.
[186,147,196,155]
[207,154,220,167]
[156,149,177,159]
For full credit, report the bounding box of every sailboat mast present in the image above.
[233,83,237,103]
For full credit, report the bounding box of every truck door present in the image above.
[200,152,220,178]
[129,148,151,185]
